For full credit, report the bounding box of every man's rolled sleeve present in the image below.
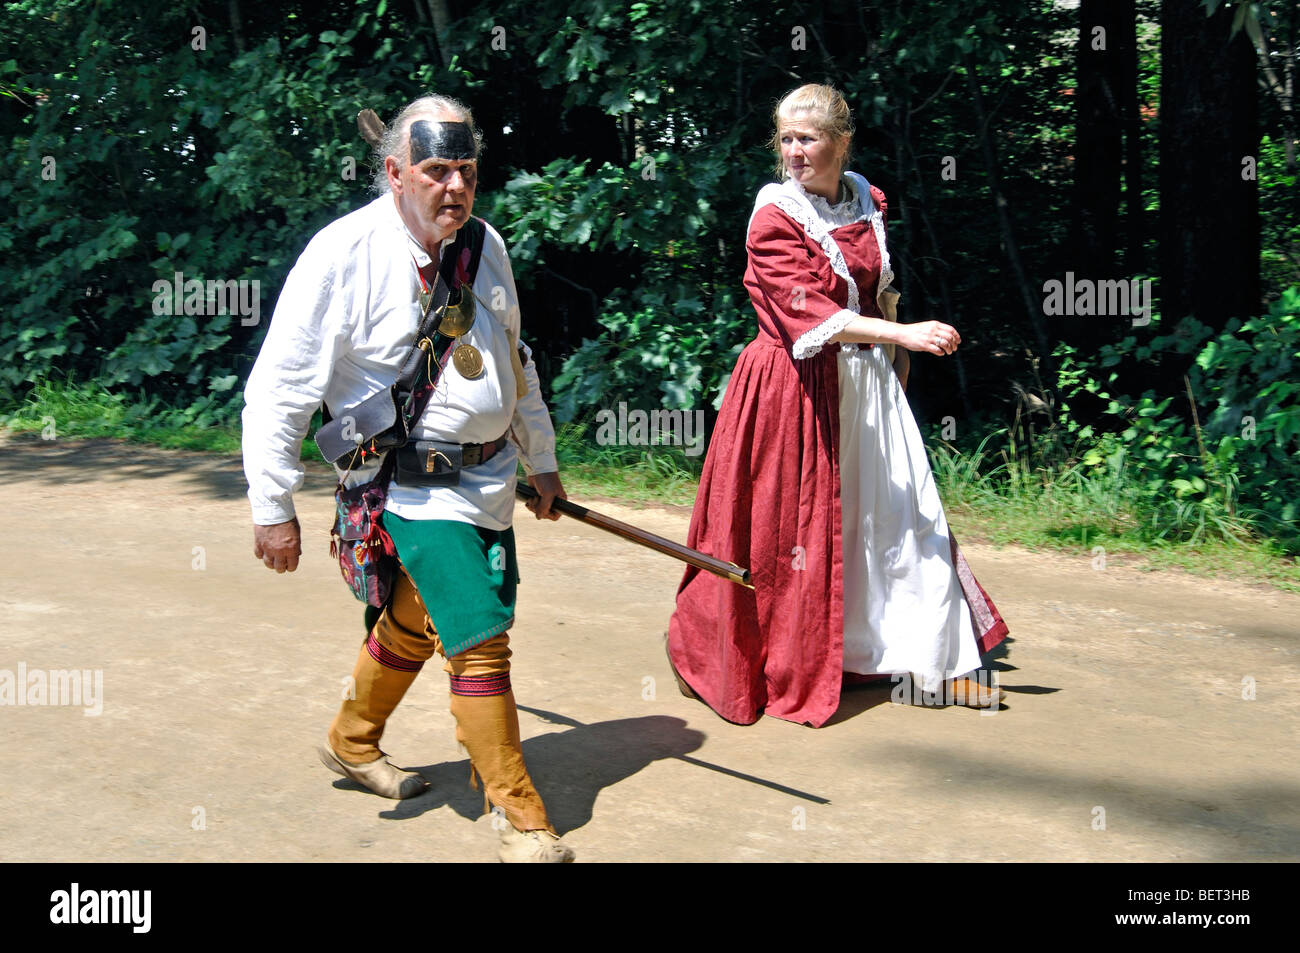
[482,224,559,477]
[508,339,558,475]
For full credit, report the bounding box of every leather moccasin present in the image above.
[498,827,576,863]
[317,740,429,799]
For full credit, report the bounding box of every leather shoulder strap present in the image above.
[392,218,488,426]
[466,216,487,282]
[449,216,488,289]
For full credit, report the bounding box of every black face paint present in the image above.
[408,120,478,164]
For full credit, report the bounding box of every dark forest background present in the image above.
[2,0,1298,551]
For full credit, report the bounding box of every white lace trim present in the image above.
[792,308,856,359]
[792,172,877,218]
[749,172,895,360]
[770,194,860,315]
[870,211,895,309]
[772,188,861,360]
[797,177,866,228]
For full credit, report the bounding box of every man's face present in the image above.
[386,113,478,249]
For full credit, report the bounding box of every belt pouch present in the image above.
[315,387,404,467]
[393,440,463,487]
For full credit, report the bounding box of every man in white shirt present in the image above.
[242,94,574,862]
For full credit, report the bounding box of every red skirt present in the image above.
[667,338,1008,727]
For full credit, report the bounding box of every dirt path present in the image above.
[1,435,1296,862]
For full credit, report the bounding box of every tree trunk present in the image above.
[228,0,246,55]
[903,134,972,417]
[1118,1,1145,273]
[1076,0,1125,279]
[427,0,452,68]
[1159,0,1260,331]
[963,54,1053,367]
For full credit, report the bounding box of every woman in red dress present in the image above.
[667,84,1008,727]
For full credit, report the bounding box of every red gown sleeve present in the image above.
[869,185,888,226]
[743,203,857,359]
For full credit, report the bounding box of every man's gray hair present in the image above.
[371,94,485,194]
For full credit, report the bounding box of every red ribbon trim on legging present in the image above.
[447,672,511,696]
[365,632,425,673]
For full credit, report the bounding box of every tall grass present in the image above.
[553,421,703,505]
[0,377,246,453]
[928,426,1297,590]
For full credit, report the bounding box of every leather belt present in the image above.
[461,434,509,467]
[394,433,511,488]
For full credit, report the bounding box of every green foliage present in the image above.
[481,145,751,418]
[0,1,395,411]
[943,290,1300,552]
[1,0,1296,562]
[548,289,748,421]
[553,421,703,504]
[1190,289,1300,542]
[1258,134,1300,294]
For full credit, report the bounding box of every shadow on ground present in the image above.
[367,712,709,833]
[0,434,337,501]
[823,640,1048,725]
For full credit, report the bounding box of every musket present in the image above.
[515,484,753,589]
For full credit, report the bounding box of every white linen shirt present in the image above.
[242,194,558,531]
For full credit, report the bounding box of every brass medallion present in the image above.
[437,287,476,337]
[452,341,484,379]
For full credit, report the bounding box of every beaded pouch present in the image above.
[329,455,399,608]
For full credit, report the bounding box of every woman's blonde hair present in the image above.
[768,84,855,178]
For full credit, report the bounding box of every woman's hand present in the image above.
[898,320,961,357]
